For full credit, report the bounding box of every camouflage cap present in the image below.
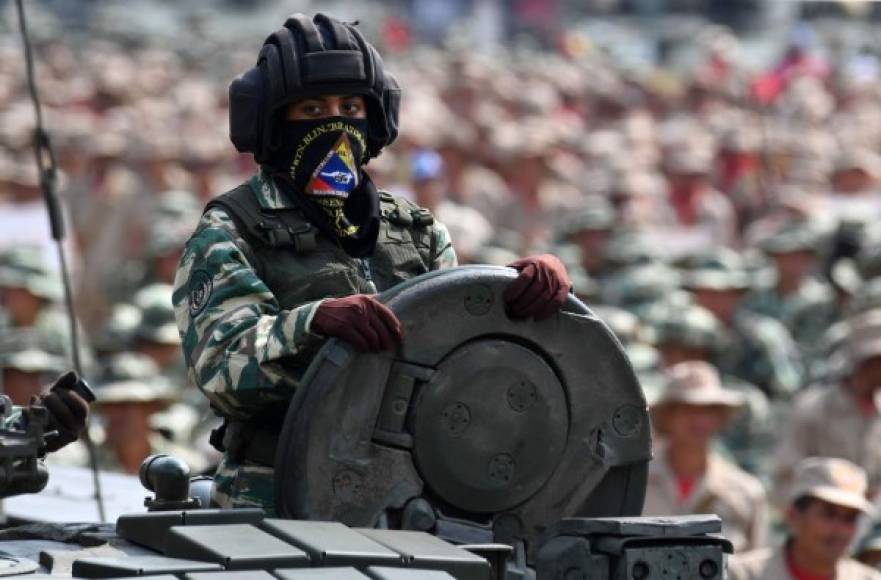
[601,263,681,310]
[601,232,662,271]
[559,200,616,237]
[680,248,755,291]
[756,221,825,255]
[0,327,67,374]
[94,303,142,354]
[94,352,177,404]
[788,457,874,514]
[133,284,180,346]
[645,304,724,350]
[0,246,62,302]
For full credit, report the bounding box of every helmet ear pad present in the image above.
[228,65,266,158]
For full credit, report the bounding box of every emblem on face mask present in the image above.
[305,133,359,198]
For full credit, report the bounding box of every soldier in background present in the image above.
[406,149,493,264]
[730,458,880,580]
[0,246,62,329]
[681,250,804,399]
[91,352,205,474]
[643,361,769,553]
[131,284,186,383]
[772,316,881,504]
[743,220,838,350]
[557,200,617,280]
[645,304,773,476]
[0,328,68,406]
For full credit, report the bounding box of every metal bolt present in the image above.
[699,559,719,578]
[631,561,650,579]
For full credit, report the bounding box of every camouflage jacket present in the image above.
[172,169,457,422]
[717,309,805,399]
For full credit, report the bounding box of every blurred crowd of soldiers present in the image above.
[2,4,881,572]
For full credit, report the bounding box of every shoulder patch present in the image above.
[188,269,213,317]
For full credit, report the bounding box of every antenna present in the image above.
[15,0,106,523]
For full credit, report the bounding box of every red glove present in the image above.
[505,254,572,320]
[311,294,402,352]
[33,371,90,452]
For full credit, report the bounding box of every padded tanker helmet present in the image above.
[228,13,401,163]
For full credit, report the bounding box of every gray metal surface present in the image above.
[183,571,277,579]
[70,555,223,578]
[117,508,264,552]
[357,529,491,580]
[274,266,651,560]
[164,524,310,570]
[548,515,723,538]
[274,568,371,579]
[259,520,402,567]
[366,567,457,580]
[412,340,568,513]
[0,554,38,576]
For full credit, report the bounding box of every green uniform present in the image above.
[718,309,805,400]
[173,169,456,514]
[741,277,839,351]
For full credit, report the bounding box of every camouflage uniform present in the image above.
[173,169,456,513]
[681,253,805,399]
[741,223,838,351]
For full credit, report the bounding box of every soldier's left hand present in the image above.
[505,254,572,320]
[31,371,90,452]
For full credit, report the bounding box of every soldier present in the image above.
[647,303,723,368]
[0,327,68,406]
[91,352,203,474]
[132,284,185,381]
[682,249,804,398]
[0,246,94,374]
[173,13,571,514]
[645,304,773,476]
[729,458,880,580]
[557,199,616,278]
[742,220,838,349]
[406,149,493,264]
[643,361,769,553]
[658,146,738,252]
[772,317,881,504]
[0,246,61,328]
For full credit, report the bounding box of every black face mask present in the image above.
[265,117,379,257]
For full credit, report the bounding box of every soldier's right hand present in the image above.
[311,294,402,352]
